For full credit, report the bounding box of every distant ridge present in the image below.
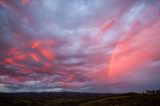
[0,92,120,98]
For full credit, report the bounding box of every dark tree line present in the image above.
[145,90,160,94]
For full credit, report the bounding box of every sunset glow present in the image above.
[0,0,160,92]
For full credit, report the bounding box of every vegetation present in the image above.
[0,90,160,106]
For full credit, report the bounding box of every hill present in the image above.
[0,91,160,106]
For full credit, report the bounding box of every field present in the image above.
[0,92,160,106]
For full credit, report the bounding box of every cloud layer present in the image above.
[0,0,160,92]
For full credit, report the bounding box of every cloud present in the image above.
[0,0,160,92]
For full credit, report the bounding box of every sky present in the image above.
[0,0,160,93]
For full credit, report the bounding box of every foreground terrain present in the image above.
[0,91,160,106]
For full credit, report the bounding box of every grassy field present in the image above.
[0,92,160,106]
